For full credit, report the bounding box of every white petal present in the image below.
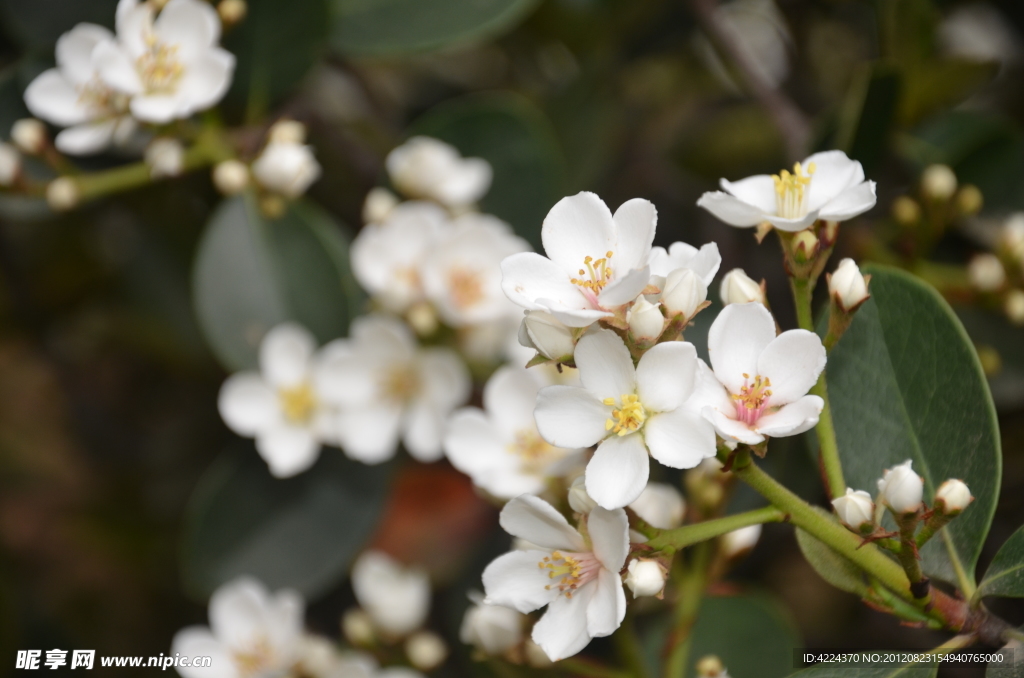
[171,627,238,678]
[687,242,723,286]
[265,589,304,659]
[701,406,764,445]
[176,49,235,113]
[644,408,717,468]
[482,550,560,613]
[154,0,220,57]
[55,121,118,155]
[56,24,114,85]
[598,265,651,307]
[499,494,586,552]
[500,252,594,313]
[764,211,820,232]
[804,150,865,212]
[587,507,629,572]
[532,586,594,661]
[209,577,271,652]
[444,408,507,475]
[636,341,697,412]
[534,385,609,448]
[757,329,826,405]
[483,366,541,439]
[585,434,650,509]
[435,157,492,206]
[350,313,416,355]
[116,0,153,58]
[402,402,445,462]
[130,94,181,124]
[545,305,613,328]
[260,323,316,389]
[720,174,777,214]
[575,329,636,400]
[684,359,734,414]
[541,192,617,276]
[754,395,823,437]
[817,180,877,222]
[696,191,766,227]
[218,372,276,436]
[418,347,471,412]
[707,302,777,394]
[338,405,402,464]
[586,568,626,638]
[256,426,320,477]
[24,70,95,126]
[611,198,656,271]
[92,40,143,94]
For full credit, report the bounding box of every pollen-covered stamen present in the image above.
[279,383,317,424]
[570,251,615,295]
[448,267,484,309]
[382,365,421,403]
[603,393,647,436]
[232,638,273,678]
[508,429,557,472]
[538,550,601,598]
[731,373,772,425]
[772,161,816,219]
[136,35,185,94]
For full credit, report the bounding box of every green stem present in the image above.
[646,506,785,552]
[663,545,710,678]
[895,512,930,606]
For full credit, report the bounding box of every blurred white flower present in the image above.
[460,591,524,656]
[968,254,1006,292]
[316,314,470,463]
[404,631,447,671]
[939,3,1023,67]
[170,576,303,678]
[921,164,957,201]
[252,140,322,198]
[701,303,825,445]
[501,192,656,327]
[47,177,81,211]
[268,119,306,145]
[387,136,492,208]
[445,366,580,499]
[719,268,764,306]
[482,495,628,661]
[352,551,430,638]
[698,151,876,231]
[145,137,184,178]
[1006,289,1024,325]
[217,323,339,477]
[212,159,249,195]
[298,636,378,678]
[363,187,399,225]
[11,118,47,154]
[721,524,761,557]
[877,460,924,514]
[629,482,686,529]
[0,143,20,186]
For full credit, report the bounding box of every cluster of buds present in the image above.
[964,213,1024,326]
[891,164,983,264]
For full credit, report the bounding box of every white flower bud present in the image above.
[968,254,1006,292]
[218,0,247,25]
[459,595,523,656]
[721,524,761,557]
[831,488,874,532]
[877,460,924,514]
[342,608,375,646]
[405,631,447,671]
[628,295,665,341]
[661,268,707,318]
[1003,214,1024,262]
[1006,289,1024,325]
[145,138,184,178]
[696,655,729,677]
[212,160,250,195]
[11,118,47,154]
[922,164,958,200]
[568,475,598,514]
[0,142,21,186]
[519,311,575,361]
[298,634,340,677]
[47,177,79,211]
[624,558,667,598]
[829,258,870,310]
[629,482,685,529]
[252,141,322,198]
[719,268,764,305]
[935,479,973,514]
[363,186,398,224]
[269,119,307,145]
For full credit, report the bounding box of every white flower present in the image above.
[421,214,530,327]
[831,488,874,532]
[877,460,924,514]
[697,150,876,231]
[387,136,492,208]
[350,202,450,314]
[829,258,870,310]
[363,187,399,224]
[170,576,303,678]
[482,495,629,661]
[298,636,377,678]
[145,137,184,178]
[23,23,135,155]
[0,143,20,186]
[629,482,686,529]
[968,254,1006,292]
[535,329,717,509]
[47,177,80,211]
[405,632,446,671]
[659,269,708,320]
[94,0,235,124]
[460,592,524,656]
[719,268,764,305]
[316,314,470,463]
[501,192,656,328]
[935,479,973,514]
[624,558,667,598]
[921,164,957,200]
[11,118,47,154]
[567,475,598,514]
[352,551,430,638]
[700,303,826,445]
[445,366,580,499]
[252,140,322,198]
[647,241,722,284]
[721,524,761,557]
[518,311,576,362]
[212,159,249,195]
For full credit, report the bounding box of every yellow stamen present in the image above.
[382,366,420,402]
[772,161,816,219]
[508,429,557,473]
[279,383,317,424]
[604,393,647,436]
[570,251,615,295]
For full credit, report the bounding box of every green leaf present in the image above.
[899,60,998,127]
[796,520,869,597]
[192,195,362,371]
[0,0,116,48]
[789,664,937,677]
[331,0,538,57]
[977,525,1024,600]
[180,445,389,599]
[410,92,565,249]
[824,265,1001,590]
[687,594,801,678]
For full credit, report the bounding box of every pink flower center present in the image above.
[538,550,601,598]
[732,373,773,426]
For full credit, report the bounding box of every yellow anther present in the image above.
[570,252,615,295]
[731,374,773,425]
[604,393,647,436]
[508,429,557,473]
[279,383,317,424]
[771,161,816,219]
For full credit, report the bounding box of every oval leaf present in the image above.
[825,265,1001,589]
[978,525,1024,600]
[796,520,869,598]
[180,445,389,599]
[688,594,801,678]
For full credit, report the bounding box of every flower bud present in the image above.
[406,301,439,337]
[829,258,870,311]
[0,142,21,186]
[11,118,46,154]
[628,295,665,342]
[213,160,250,195]
[218,0,247,25]
[719,268,764,305]
[47,177,79,211]
[629,482,685,529]
[661,268,707,319]
[519,311,575,361]
[145,137,184,178]
[1002,214,1024,261]
[363,187,398,224]
[922,164,957,201]
[405,631,447,671]
[460,595,523,655]
[269,119,307,145]
[252,141,321,198]
[342,608,375,646]
[624,558,667,598]
[892,196,921,226]
[568,475,598,514]
[831,488,874,533]
[792,229,819,264]
[1006,289,1024,326]
[935,479,973,515]
[956,185,983,216]
[721,524,761,557]
[298,635,340,677]
[696,655,728,677]
[968,254,1006,292]
[877,460,924,514]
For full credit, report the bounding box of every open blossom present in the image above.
[647,241,722,285]
[171,577,303,678]
[701,303,826,444]
[217,323,340,478]
[316,314,470,463]
[501,192,656,328]
[697,150,876,231]
[445,366,581,499]
[352,551,430,638]
[387,136,492,208]
[482,495,628,661]
[534,329,717,509]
